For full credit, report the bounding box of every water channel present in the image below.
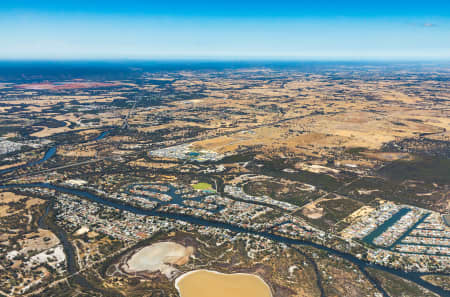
[1,128,448,296]
[126,183,225,213]
[0,129,110,176]
[362,208,411,247]
[0,146,57,175]
[0,183,448,297]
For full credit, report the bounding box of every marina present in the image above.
[0,182,448,297]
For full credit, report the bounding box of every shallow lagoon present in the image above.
[175,269,272,297]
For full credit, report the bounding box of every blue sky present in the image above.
[1,0,449,60]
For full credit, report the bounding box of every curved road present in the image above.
[1,183,448,297]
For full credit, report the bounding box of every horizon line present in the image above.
[1,57,450,63]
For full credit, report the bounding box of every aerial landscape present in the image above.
[0,1,449,297]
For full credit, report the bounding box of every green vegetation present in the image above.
[192,182,214,191]
[249,158,343,192]
[344,147,367,156]
[366,268,438,297]
[219,152,256,163]
[378,156,450,184]
[337,175,444,211]
[301,196,365,231]
[243,180,321,207]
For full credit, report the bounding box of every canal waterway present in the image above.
[0,183,448,297]
[362,208,411,247]
[390,213,430,248]
[126,183,225,213]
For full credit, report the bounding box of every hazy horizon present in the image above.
[1,0,449,60]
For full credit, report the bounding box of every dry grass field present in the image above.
[0,64,448,297]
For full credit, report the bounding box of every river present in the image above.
[0,146,57,175]
[0,129,111,176]
[37,195,121,296]
[0,183,448,297]
[93,130,110,141]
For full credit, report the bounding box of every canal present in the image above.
[0,183,448,297]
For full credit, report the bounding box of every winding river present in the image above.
[0,146,57,175]
[0,182,448,297]
[37,194,120,295]
[0,129,448,296]
[0,129,111,176]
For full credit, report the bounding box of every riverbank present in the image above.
[1,183,448,297]
[175,269,272,297]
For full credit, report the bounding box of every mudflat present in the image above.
[126,242,192,272]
